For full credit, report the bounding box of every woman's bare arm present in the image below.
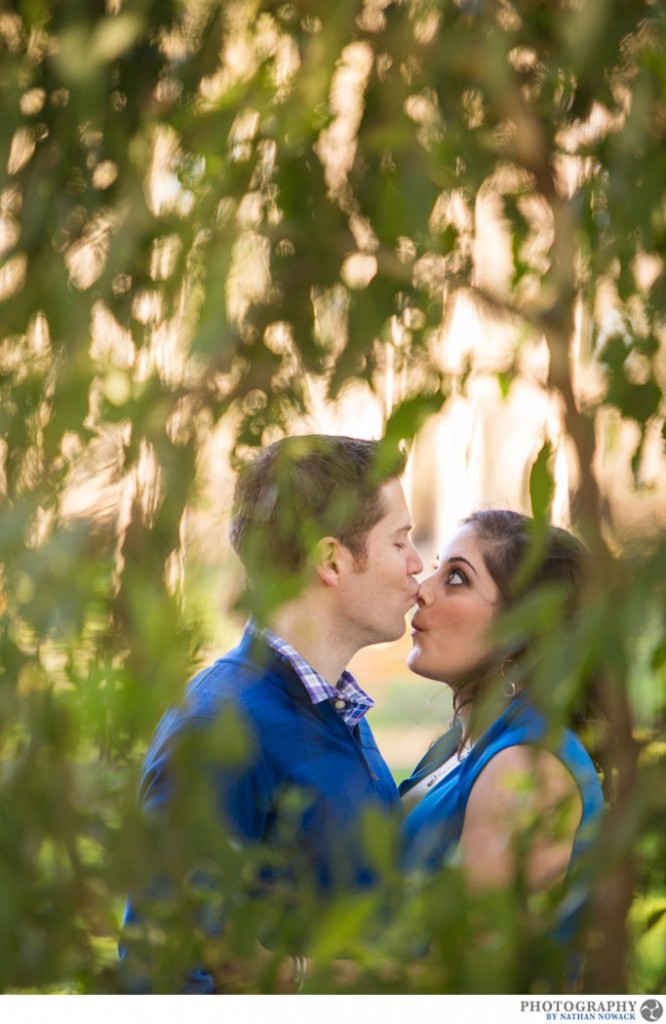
[458,745,583,891]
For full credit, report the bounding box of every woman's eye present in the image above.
[446,568,465,586]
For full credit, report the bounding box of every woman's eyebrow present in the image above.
[447,555,479,577]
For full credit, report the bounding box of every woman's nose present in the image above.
[415,575,434,605]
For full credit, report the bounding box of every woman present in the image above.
[399,510,605,942]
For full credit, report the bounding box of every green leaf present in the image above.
[529,440,554,523]
[599,333,662,427]
[651,641,666,672]
[383,391,447,449]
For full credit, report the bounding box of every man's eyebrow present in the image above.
[447,555,479,577]
[392,524,414,536]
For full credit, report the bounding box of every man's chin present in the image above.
[369,622,406,646]
[387,620,409,643]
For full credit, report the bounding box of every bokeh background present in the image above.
[1,0,665,995]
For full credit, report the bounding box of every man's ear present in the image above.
[314,537,348,587]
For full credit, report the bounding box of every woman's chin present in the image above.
[406,649,430,677]
[406,649,449,684]
[406,649,420,673]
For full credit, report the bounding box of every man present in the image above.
[121,435,423,992]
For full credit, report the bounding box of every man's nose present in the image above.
[408,542,424,576]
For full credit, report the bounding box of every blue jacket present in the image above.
[399,695,605,940]
[121,627,400,990]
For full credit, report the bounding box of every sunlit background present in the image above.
[52,245,666,776]
[2,2,664,786]
[40,133,666,776]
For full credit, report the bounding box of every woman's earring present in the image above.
[500,661,516,698]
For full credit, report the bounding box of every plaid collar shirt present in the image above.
[246,619,374,729]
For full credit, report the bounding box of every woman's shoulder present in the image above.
[489,695,581,750]
[469,697,603,817]
[466,743,583,823]
[473,742,580,792]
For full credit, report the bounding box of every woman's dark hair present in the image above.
[454,511,607,777]
[464,509,611,791]
[462,509,587,614]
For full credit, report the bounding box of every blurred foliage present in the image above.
[0,0,665,995]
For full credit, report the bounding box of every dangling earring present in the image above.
[500,661,517,699]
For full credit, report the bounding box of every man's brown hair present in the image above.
[229,435,407,580]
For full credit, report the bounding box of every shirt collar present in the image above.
[245,618,374,723]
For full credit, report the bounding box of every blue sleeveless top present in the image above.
[399,695,605,939]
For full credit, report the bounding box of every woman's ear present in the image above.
[314,537,346,587]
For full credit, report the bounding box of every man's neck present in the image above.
[266,600,359,688]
